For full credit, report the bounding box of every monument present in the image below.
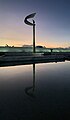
[24,13,36,53]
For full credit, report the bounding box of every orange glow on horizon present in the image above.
[0,38,69,48]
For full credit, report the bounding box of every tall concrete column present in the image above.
[24,13,36,53]
[33,20,35,53]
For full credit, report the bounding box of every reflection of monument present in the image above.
[24,13,36,53]
[25,64,35,97]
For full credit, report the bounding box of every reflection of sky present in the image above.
[0,65,32,81]
[0,61,70,95]
[0,0,70,47]
[35,61,70,95]
[36,61,70,79]
[0,65,33,90]
[0,61,70,81]
[0,62,70,119]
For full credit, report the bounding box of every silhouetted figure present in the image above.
[50,48,53,53]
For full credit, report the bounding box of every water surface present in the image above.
[0,61,70,120]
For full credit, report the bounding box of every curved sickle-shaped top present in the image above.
[24,13,36,26]
[25,86,35,98]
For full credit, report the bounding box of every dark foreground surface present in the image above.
[0,61,70,120]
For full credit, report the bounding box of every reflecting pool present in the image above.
[0,61,70,120]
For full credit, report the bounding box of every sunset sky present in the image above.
[0,0,70,48]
